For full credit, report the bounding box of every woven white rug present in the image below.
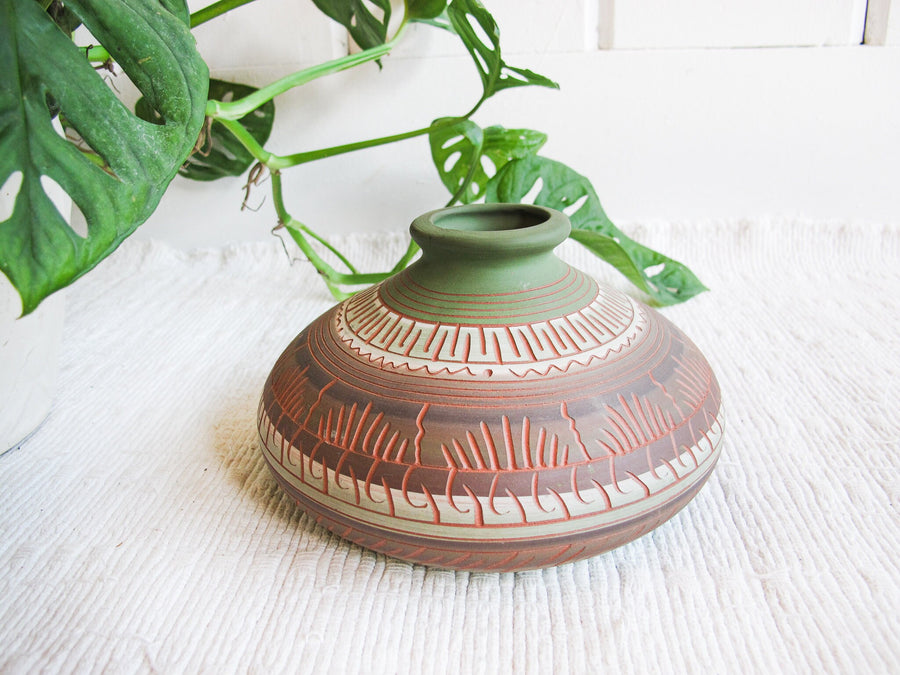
[1,219,898,673]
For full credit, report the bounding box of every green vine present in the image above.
[130,0,709,305]
[3,0,706,316]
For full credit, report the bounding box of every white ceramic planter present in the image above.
[0,283,65,454]
[0,166,69,454]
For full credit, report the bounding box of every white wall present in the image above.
[129,0,900,247]
[597,0,868,48]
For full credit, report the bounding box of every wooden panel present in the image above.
[865,0,900,44]
[597,0,867,49]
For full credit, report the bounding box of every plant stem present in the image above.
[269,171,392,299]
[213,118,274,164]
[202,10,453,295]
[275,121,450,168]
[300,226,360,274]
[217,110,464,174]
[206,13,411,122]
[190,0,259,27]
[206,44,395,120]
[271,96,488,169]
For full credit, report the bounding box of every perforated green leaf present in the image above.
[312,0,392,50]
[485,156,707,305]
[407,0,446,20]
[0,0,208,314]
[428,118,483,203]
[429,118,546,204]
[447,0,558,100]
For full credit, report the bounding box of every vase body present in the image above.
[258,205,724,571]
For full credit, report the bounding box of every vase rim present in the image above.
[410,204,570,256]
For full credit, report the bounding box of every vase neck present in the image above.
[409,204,570,293]
[376,205,597,325]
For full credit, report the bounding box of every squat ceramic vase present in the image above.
[258,204,724,571]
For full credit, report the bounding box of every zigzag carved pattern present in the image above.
[339,284,638,366]
[337,330,643,380]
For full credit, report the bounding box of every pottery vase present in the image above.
[258,204,724,571]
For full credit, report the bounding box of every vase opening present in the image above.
[431,205,548,233]
[410,204,570,259]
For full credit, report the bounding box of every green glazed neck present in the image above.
[407,204,571,295]
[378,205,596,325]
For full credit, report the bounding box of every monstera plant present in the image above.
[1,0,209,315]
[1,0,706,318]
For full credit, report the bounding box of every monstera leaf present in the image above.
[0,0,208,315]
[429,118,546,204]
[447,0,558,100]
[406,0,446,20]
[312,0,392,50]
[486,156,707,305]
